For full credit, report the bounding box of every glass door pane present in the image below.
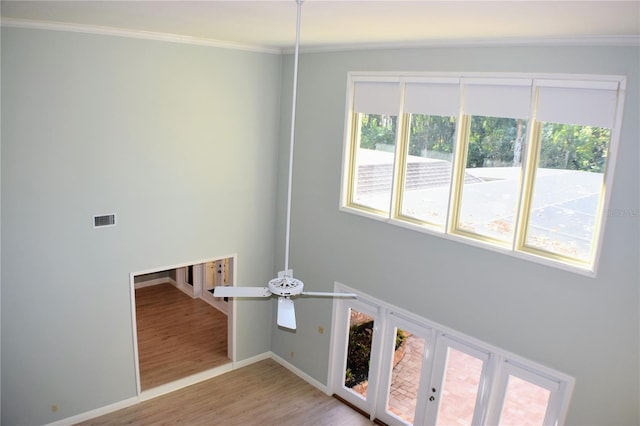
[499,375,551,425]
[435,347,485,425]
[426,335,491,426]
[344,308,376,399]
[386,329,426,424]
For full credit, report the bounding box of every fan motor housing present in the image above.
[268,276,304,296]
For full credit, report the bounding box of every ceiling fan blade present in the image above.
[301,291,357,298]
[277,297,297,330]
[213,286,271,298]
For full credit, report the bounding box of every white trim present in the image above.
[3,18,637,54]
[131,254,238,277]
[339,204,597,277]
[270,352,329,394]
[45,396,139,426]
[329,283,575,426]
[0,18,281,54]
[129,253,238,398]
[233,351,272,369]
[133,277,175,290]
[289,35,640,54]
[340,71,627,277]
[349,71,626,85]
[333,281,573,380]
[139,363,234,401]
[45,350,334,425]
[129,272,142,395]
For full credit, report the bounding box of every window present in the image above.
[329,283,575,426]
[341,73,625,273]
[348,81,400,214]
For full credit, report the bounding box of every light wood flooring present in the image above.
[77,359,373,425]
[135,283,229,390]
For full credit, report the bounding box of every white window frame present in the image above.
[328,282,576,426]
[375,312,436,425]
[339,72,626,276]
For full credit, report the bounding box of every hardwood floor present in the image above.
[135,283,229,390]
[77,359,374,425]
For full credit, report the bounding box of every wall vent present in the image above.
[93,214,116,228]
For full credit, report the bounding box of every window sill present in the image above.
[339,204,597,278]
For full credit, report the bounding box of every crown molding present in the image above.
[3,17,638,55]
[0,18,283,54]
[291,35,640,54]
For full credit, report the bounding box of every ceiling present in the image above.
[1,1,639,51]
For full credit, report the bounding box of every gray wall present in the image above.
[2,26,638,426]
[1,28,281,424]
[272,46,639,425]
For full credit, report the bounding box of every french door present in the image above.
[329,284,574,425]
[331,298,383,415]
[374,312,435,425]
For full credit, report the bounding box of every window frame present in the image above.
[340,72,626,276]
[328,282,576,426]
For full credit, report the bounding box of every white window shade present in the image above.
[353,82,401,115]
[404,82,460,116]
[463,82,532,119]
[536,84,618,128]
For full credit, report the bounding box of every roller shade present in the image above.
[353,81,401,115]
[536,82,618,128]
[404,82,460,116]
[463,80,532,119]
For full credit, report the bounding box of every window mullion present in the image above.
[447,115,471,234]
[514,120,542,252]
[391,112,410,220]
[346,112,361,206]
[389,84,407,219]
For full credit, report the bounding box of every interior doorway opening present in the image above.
[130,256,235,394]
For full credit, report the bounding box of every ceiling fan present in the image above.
[213,0,356,330]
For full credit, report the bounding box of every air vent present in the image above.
[93,214,116,228]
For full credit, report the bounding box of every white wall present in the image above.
[272,45,640,425]
[1,28,282,424]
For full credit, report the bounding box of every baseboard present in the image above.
[199,293,229,315]
[45,351,326,425]
[134,277,174,289]
[234,351,271,369]
[269,352,328,394]
[139,363,233,401]
[45,396,138,426]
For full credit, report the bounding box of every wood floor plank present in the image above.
[77,359,373,426]
[135,283,229,390]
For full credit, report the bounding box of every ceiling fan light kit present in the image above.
[213,0,355,330]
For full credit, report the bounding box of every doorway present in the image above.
[328,283,575,425]
[130,256,236,394]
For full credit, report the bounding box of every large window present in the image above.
[330,284,575,426]
[341,74,625,273]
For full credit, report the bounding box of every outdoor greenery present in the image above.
[539,123,610,172]
[467,116,525,167]
[359,114,397,148]
[409,115,456,157]
[344,321,406,388]
[359,113,610,173]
